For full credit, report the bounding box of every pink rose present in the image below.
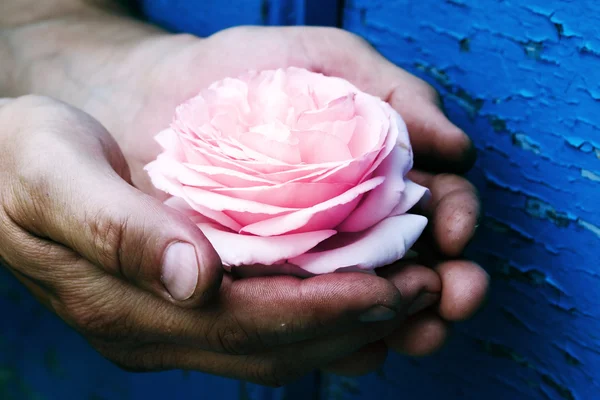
[145,67,429,275]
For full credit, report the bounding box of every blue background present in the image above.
[2,0,598,399]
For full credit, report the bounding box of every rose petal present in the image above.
[337,146,413,232]
[181,136,297,175]
[240,176,384,236]
[296,94,355,129]
[288,214,428,274]
[347,93,389,155]
[191,218,336,267]
[213,182,351,208]
[155,128,186,158]
[389,180,431,216]
[184,163,277,188]
[296,130,352,163]
[165,196,243,232]
[183,128,377,184]
[222,210,294,227]
[357,106,402,181]
[237,130,302,164]
[250,69,293,123]
[182,186,296,215]
[311,149,380,184]
[174,97,211,131]
[311,118,357,144]
[146,156,223,189]
[306,70,363,104]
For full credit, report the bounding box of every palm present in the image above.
[99,27,311,195]
[63,24,488,366]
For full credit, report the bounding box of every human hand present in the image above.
[0,95,439,385]
[53,25,487,372]
[5,10,488,373]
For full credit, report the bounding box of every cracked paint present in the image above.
[5,1,598,400]
[335,1,600,400]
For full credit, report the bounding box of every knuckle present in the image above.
[83,210,131,277]
[1,175,50,231]
[212,316,256,355]
[86,211,124,270]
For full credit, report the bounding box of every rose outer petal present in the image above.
[288,214,428,274]
[389,180,431,216]
[164,192,244,232]
[146,155,223,189]
[190,217,337,267]
[240,176,384,236]
[337,146,412,232]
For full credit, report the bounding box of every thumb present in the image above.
[3,96,222,307]
[72,184,224,306]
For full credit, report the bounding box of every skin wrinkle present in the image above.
[0,0,488,380]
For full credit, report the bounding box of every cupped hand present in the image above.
[0,95,442,385]
[59,25,488,373]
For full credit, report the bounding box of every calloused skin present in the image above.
[0,3,489,383]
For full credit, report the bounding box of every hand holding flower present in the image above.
[1,2,488,377]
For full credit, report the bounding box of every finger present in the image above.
[303,28,476,171]
[435,260,490,321]
[84,271,418,354]
[321,341,388,376]
[98,319,399,387]
[318,264,444,369]
[384,311,449,356]
[377,262,441,315]
[390,96,476,173]
[1,96,222,307]
[408,170,481,257]
[200,271,416,353]
[2,207,429,356]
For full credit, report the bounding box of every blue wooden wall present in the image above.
[2,1,598,399]
[329,1,600,400]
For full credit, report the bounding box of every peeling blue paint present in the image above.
[331,0,600,399]
[3,1,598,400]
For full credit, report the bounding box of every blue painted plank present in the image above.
[7,1,597,400]
[140,0,267,37]
[332,0,600,399]
[139,0,339,36]
[0,267,244,400]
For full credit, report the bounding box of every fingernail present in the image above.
[359,306,397,322]
[161,242,198,301]
[407,292,439,316]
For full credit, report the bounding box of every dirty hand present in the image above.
[53,25,488,373]
[0,96,440,385]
